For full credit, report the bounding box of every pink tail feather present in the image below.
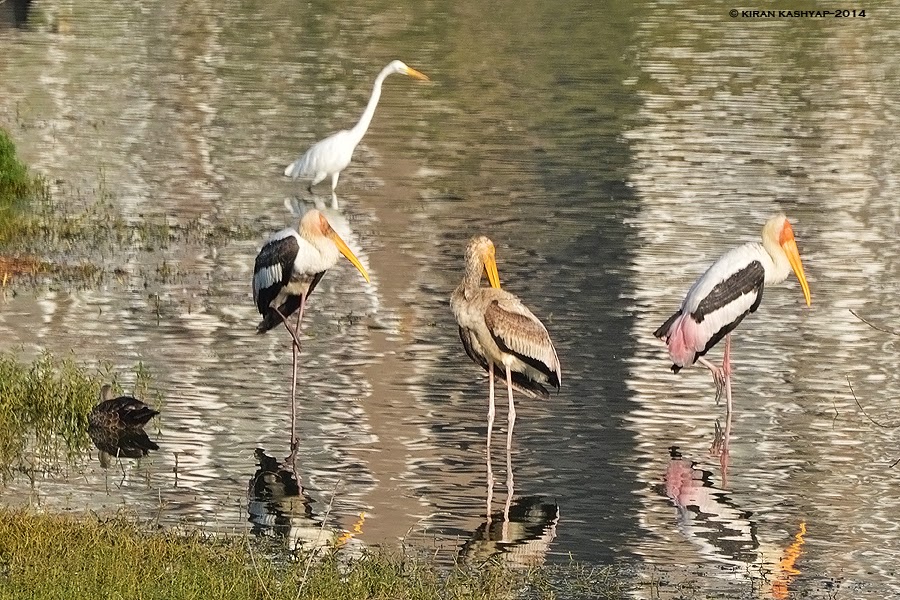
[663,313,700,369]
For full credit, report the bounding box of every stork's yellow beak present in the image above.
[329,232,370,283]
[403,66,430,81]
[484,252,501,289]
[782,239,811,307]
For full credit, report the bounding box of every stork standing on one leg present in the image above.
[451,236,561,518]
[253,209,370,462]
[654,214,812,417]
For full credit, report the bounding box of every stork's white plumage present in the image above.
[654,214,811,416]
[253,209,370,334]
[284,60,429,195]
[252,209,369,463]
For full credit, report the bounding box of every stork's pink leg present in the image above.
[720,404,732,487]
[504,364,517,453]
[486,362,496,521]
[697,356,725,403]
[275,306,304,354]
[283,295,307,465]
[504,420,515,525]
[697,335,734,413]
[504,364,517,521]
[722,334,733,416]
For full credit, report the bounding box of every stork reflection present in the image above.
[663,447,805,598]
[710,408,733,487]
[460,495,559,568]
[248,448,365,553]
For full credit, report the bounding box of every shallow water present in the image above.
[2,1,900,597]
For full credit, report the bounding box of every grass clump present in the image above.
[0,128,49,246]
[0,509,632,600]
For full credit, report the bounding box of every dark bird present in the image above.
[88,384,159,461]
[89,384,159,430]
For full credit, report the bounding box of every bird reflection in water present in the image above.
[88,384,159,470]
[663,448,806,597]
[459,496,559,568]
[247,448,364,553]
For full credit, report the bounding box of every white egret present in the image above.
[284,60,430,196]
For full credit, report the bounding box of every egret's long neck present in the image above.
[348,66,392,144]
[761,237,791,284]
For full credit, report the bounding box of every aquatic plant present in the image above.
[0,127,49,245]
[0,352,158,479]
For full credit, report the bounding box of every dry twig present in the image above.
[850,309,900,336]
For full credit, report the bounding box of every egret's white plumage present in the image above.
[284,60,429,194]
[654,214,811,415]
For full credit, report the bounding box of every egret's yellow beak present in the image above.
[782,239,811,307]
[403,66,430,81]
[329,232,370,283]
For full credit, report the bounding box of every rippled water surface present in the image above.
[2,1,900,597]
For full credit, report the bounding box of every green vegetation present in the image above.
[0,130,259,286]
[0,352,158,480]
[0,509,629,599]
[0,127,48,245]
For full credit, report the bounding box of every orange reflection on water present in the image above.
[771,521,806,600]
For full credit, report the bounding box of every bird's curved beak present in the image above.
[782,239,811,307]
[484,253,501,289]
[403,66,430,81]
[329,232,370,283]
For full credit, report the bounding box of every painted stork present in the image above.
[253,209,370,461]
[284,60,429,200]
[451,236,561,512]
[654,214,812,415]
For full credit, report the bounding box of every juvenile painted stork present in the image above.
[451,236,561,511]
[654,214,812,415]
[253,209,370,461]
[284,60,430,199]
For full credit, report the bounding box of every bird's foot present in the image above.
[710,368,726,405]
